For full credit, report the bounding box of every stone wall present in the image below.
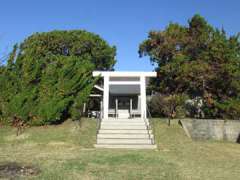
[180,119,240,143]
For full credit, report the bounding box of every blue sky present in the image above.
[0,0,239,71]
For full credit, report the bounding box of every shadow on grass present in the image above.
[237,133,240,144]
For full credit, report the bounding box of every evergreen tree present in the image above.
[0,30,116,125]
[139,14,240,119]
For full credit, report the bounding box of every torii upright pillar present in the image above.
[140,76,147,119]
[103,76,109,119]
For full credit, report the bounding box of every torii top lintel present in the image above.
[93,71,157,77]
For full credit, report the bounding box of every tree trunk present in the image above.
[168,118,171,126]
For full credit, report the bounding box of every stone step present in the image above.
[94,144,157,149]
[97,133,153,139]
[97,138,153,144]
[101,122,146,126]
[100,125,147,130]
[104,118,143,120]
[101,121,146,124]
[95,118,155,149]
[102,119,145,122]
[99,129,152,134]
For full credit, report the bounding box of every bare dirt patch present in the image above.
[0,162,40,179]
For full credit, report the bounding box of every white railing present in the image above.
[146,106,156,145]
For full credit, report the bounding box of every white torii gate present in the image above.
[93,71,157,119]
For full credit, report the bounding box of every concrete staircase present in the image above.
[95,118,157,149]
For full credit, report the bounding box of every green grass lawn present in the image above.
[0,118,239,180]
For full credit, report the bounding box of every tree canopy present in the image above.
[139,14,240,119]
[0,30,116,125]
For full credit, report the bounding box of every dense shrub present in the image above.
[215,99,240,120]
[149,94,187,118]
[185,97,205,118]
[0,30,116,125]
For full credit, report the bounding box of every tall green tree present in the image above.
[0,30,116,125]
[139,14,240,119]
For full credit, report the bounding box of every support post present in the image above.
[83,103,86,114]
[100,100,103,119]
[115,98,118,118]
[103,76,109,119]
[130,98,132,118]
[140,76,147,119]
